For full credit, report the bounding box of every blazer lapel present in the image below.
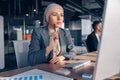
[59,29,67,53]
[42,26,50,47]
[93,33,98,46]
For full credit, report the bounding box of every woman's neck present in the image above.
[48,24,59,32]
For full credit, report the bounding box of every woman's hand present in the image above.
[45,31,59,57]
[49,31,59,49]
[49,56,65,64]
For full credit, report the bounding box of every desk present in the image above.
[0,52,95,80]
[0,52,119,80]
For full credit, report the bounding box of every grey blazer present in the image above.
[28,26,74,66]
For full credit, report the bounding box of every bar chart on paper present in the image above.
[0,75,43,80]
[0,69,73,80]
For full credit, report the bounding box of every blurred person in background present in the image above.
[86,20,102,52]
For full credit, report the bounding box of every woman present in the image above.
[28,3,74,65]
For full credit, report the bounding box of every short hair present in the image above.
[92,20,102,30]
[43,3,64,26]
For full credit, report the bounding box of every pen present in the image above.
[54,61,58,64]
[115,78,120,80]
[54,24,56,32]
[53,24,57,40]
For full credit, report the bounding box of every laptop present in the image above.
[64,60,90,69]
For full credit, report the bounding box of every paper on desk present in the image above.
[0,69,73,80]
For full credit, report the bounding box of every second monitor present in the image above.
[93,0,120,80]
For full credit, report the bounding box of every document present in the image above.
[0,69,73,80]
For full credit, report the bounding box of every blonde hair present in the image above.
[43,3,64,26]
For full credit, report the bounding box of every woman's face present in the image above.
[48,8,64,28]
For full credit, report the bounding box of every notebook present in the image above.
[64,60,91,69]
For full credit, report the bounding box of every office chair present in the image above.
[13,40,30,68]
[82,41,89,53]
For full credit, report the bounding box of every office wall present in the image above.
[81,19,92,40]
[0,16,4,69]
[81,19,92,36]
[69,20,81,30]
[68,20,82,46]
[70,30,82,46]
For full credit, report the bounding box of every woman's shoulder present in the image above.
[59,28,70,33]
[34,26,48,32]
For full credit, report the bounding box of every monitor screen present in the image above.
[0,16,4,70]
[93,0,120,80]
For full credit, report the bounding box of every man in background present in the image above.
[86,21,102,52]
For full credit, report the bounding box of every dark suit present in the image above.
[86,32,98,52]
[28,26,74,65]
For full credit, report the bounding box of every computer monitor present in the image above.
[93,0,120,80]
[0,16,4,70]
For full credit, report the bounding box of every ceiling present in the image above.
[0,0,104,24]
